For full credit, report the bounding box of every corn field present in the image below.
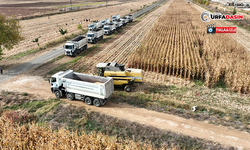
[128,0,250,93]
[0,110,161,150]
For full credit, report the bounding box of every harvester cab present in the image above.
[94,62,143,92]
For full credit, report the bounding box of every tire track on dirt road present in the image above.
[66,99,250,150]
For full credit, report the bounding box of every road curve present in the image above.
[0,0,166,84]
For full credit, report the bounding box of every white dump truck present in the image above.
[86,28,104,44]
[88,21,102,30]
[125,15,133,23]
[113,20,123,29]
[104,23,116,35]
[50,70,114,107]
[111,14,120,22]
[101,18,110,27]
[120,17,129,25]
[63,35,87,57]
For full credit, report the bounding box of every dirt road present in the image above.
[67,100,250,150]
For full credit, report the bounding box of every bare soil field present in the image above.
[0,0,128,17]
[1,0,158,57]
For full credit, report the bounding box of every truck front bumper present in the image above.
[88,39,93,43]
[104,31,111,35]
[65,51,72,56]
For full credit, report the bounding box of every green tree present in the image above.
[0,14,24,60]
[59,28,67,35]
[205,1,210,6]
[77,24,85,32]
[202,0,206,5]
[232,7,237,15]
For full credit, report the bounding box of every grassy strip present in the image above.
[8,30,87,60]
[3,99,62,117]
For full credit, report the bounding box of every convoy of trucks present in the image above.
[63,14,133,57]
[63,35,87,57]
[50,70,114,107]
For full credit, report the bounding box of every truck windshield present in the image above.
[104,27,110,30]
[87,34,93,37]
[88,25,94,28]
[51,77,56,82]
[65,45,73,49]
[102,21,105,23]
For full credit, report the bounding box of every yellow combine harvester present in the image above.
[94,62,143,92]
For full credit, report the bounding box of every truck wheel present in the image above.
[93,98,101,107]
[124,85,131,92]
[66,93,74,101]
[85,97,93,105]
[55,90,62,98]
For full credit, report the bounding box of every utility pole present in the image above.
[106,0,107,6]
[70,0,72,8]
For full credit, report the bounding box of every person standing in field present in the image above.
[0,66,3,74]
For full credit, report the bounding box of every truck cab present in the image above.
[101,18,110,27]
[88,23,95,30]
[87,32,95,42]
[125,15,133,23]
[50,71,64,98]
[64,43,75,56]
[104,26,111,35]
[112,15,120,22]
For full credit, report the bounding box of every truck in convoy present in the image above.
[101,18,110,27]
[86,28,104,44]
[104,23,116,35]
[120,17,129,25]
[113,20,123,29]
[88,21,102,30]
[125,15,133,23]
[50,70,114,107]
[63,35,87,57]
[111,14,120,22]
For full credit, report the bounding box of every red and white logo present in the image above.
[201,11,243,22]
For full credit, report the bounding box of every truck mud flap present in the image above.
[101,96,111,105]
